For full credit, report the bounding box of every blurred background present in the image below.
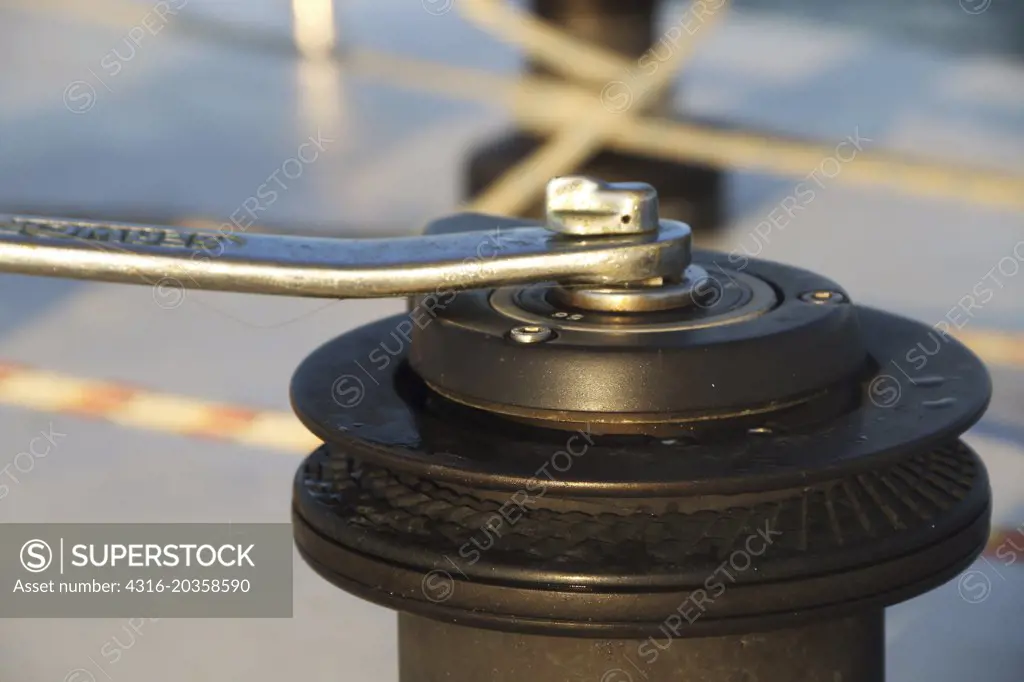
[0,0,1021,679]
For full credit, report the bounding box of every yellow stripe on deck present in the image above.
[0,362,321,453]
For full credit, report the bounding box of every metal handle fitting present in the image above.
[0,177,691,299]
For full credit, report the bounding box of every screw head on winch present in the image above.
[508,325,555,344]
[291,176,992,641]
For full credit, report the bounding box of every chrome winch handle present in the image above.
[0,177,691,299]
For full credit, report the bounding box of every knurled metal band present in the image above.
[296,441,982,580]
